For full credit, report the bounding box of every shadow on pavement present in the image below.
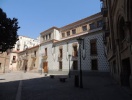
[0,73,132,100]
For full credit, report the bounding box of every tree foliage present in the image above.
[0,8,20,52]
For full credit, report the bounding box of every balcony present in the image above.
[17,56,22,61]
[31,54,36,59]
[12,60,16,63]
[58,57,62,61]
[101,3,108,17]
[22,55,28,60]
[42,54,48,60]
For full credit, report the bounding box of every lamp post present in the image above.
[77,37,84,88]
[68,54,71,78]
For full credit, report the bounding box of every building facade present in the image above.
[0,52,10,73]
[100,0,132,88]
[9,35,39,71]
[17,45,39,72]
[38,12,109,75]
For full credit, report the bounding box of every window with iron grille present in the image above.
[62,33,65,38]
[82,25,87,31]
[97,20,103,28]
[67,31,70,36]
[72,29,76,34]
[73,46,78,57]
[90,39,97,55]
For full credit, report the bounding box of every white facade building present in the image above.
[9,35,40,71]
[38,12,109,75]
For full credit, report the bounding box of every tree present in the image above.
[0,8,20,52]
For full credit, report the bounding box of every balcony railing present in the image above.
[42,54,48,60]
[31,54,36,59]
[22,55,28,60]
[58,57,62,61]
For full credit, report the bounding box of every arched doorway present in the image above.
[117,17,131,87]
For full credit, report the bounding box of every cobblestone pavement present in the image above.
[0,71,132,100]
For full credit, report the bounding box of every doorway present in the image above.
[73,61,78,70]
[59,61,62,70]
[121,58,131,87]
[43,62,48,73]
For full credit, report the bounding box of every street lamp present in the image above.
[68,54,71,78]
[77,37,84,88]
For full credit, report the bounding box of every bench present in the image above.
[59,77,67,82]
[50,75,55,79]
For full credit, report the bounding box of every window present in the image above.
[67,31,70,36]
[45,48,47,56]
[13,56,16,60]
[7,52,9,55]
[17,45,20,51]
[91,59,98,70]
[89,23,96,30]
[49,34,51,39]
[97,20,103,28]
[90,39,97,55]
[59,48,63,58]
[34,51,36,56]
[43,36,45,41]
[46,35,48,40]
[0,63,1,69]
[26,52,28,56]
[82,25,87,31]
[73,46,78,57]
[62,33,65,38]
[72,29,76,34]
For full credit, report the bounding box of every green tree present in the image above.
[0,8,20,52]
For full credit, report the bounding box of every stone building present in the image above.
[9,35,39,71]
[100,0,132,88]
[0,51,10,73]
[39,12,109,75]
[17,45,39,72]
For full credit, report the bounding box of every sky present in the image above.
[0,0,101,39]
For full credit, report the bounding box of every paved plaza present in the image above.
[0,71,132,100]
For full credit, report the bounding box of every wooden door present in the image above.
[43,62,48,73]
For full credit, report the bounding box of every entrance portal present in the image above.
[121,58,131,87]
[43,62,48,73]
